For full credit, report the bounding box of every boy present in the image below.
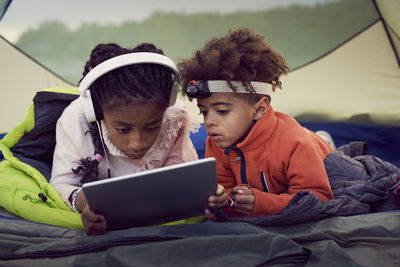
[178,28,334,219]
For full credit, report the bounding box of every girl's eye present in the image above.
[147,126,160,132]
[116,128,129,134]
[217,109,229,115]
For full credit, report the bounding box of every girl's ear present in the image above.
[252,96,270,121]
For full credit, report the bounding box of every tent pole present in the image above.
[372,0,400,68]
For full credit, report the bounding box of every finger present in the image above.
[215,184,225,195]
[209,191,228,204]
[85,219,107,235]
[230,185,248,196]
[204,209,216,221]
[234,206,253,216]
[233,198,254,215]
[83,206,105,223]
[234,199,254,209]
[237,188,254,195]
[234,193,255,203]
[209,195,228,208]
[82,208,96,222]
[230,186,240,195]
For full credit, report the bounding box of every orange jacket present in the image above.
[205,106,334,216]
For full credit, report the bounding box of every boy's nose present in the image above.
[204,115,216,127]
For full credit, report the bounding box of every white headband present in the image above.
[206,80,273,95]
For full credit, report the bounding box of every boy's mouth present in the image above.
[208,132,222,141]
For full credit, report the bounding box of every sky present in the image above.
[0,0,338,42]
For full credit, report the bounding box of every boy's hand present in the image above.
[76,190,107,235]
[230,185,255,216]
[205,184,228,221]
[208,184,228,208]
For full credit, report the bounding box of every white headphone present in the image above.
[78,52,179,122]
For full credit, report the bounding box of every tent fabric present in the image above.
[274,19,400,124]
[271,0,400,125]
[301,121,400,167]
[0,35,73,133]
[0,0,11,21]
[376,0,400,63]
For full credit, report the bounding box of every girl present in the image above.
[50,43,199,234]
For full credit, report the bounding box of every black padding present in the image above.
[11,91,78,180]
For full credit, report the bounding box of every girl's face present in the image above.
[197,93,261,149]
[103,102,166,160]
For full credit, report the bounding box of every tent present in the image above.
[0,1,399,266]
[275,0,400,124]
[272,0,400,166]
[0,35,72,133]
[0,1,73,133]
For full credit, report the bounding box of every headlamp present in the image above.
[185,80,212,98]
[184,80,273,99]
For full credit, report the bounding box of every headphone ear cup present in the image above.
[169,83,177,106]
[80,90,97,122]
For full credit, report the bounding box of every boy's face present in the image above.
[103,102,165,160]
[197,93,265,149]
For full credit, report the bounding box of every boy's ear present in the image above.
[252,96,270,121]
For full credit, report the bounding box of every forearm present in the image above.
[252,189,292,215]
[68,189,87,213]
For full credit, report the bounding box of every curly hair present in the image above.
[73,42,176,185]
[178,28,289,96]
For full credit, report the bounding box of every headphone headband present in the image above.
[79,52,179,122]
[79,52,178,97]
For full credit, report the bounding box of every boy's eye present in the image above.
[199,110,207,116]
[217,109,229,115]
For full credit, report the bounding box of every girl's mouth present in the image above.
[127,153,144,159]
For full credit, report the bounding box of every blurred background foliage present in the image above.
[13,0,377,84]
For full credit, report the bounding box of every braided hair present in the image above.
[73,43,176,185]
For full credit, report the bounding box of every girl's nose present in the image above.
[128,132,148,152]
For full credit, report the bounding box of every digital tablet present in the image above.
[82,157,217,230]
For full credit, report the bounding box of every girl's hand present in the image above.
[76,190,107,234]
[81,204,107,235]
[230,185,255,216]
[205,184,228,221]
